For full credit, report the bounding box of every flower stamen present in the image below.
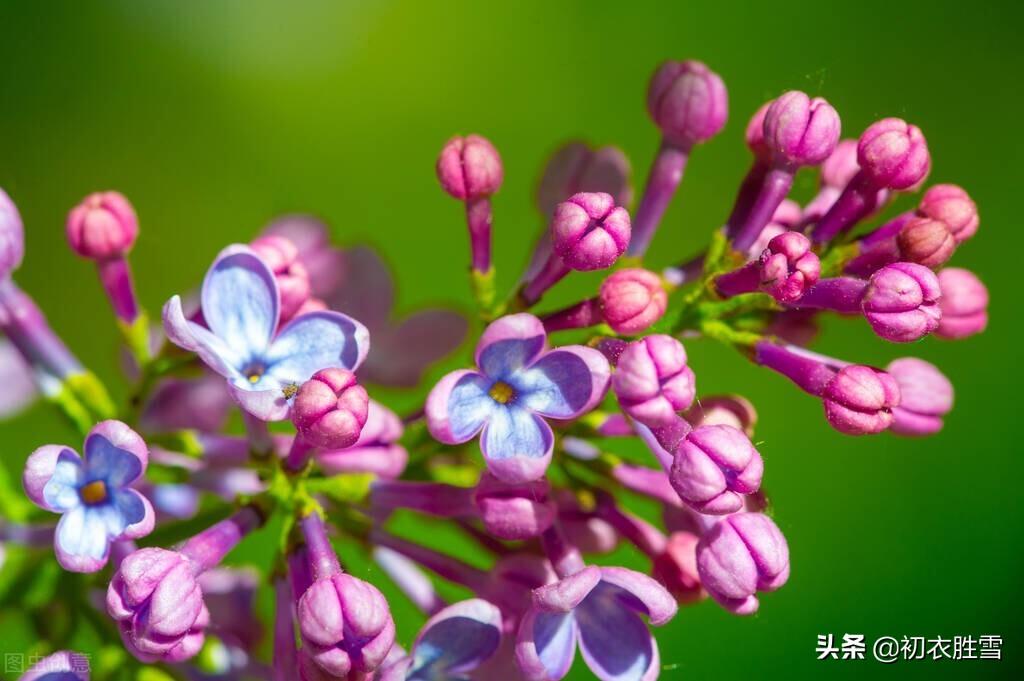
[488,380,515,404]
[80,479,108,505]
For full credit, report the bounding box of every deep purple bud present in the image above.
[895,216,956,269]
[647,60,728,146]
[652,531,704,604]
[670,425,763,514]
[820,139,860,189]
[250,235,312,321]
[861,262,941,343]
[66,191,138,260]
[757,231,820,302]
[292,368,369,450]
[744,101,772,163]
[858,118,930,190]
[917,184,979,244]
[822,365,900,435]
[887,358,954,436]
[551,192,631,271]
[473,472,554,540]
[598,268,667,334]
[762,91,840,167]
[697,512,789,615]
[935,268,989,339]
[613,335,696,428]
[0,188,24,278]
[436,134,503,200]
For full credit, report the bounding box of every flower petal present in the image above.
[576,582,659,681]
[264,214,346,298]
[516,607,578,681]
[265,310,370,385]
[426,370,495,444]
[409,599,502,677]
[201,246,279,359]
[162,295,246,378]
[42,450,85,513]
[24,445,79,511]
[116,488,155,540]
[54,505,112,572]
[84,430,144,487]
[227,382,290,422]
[514,347,610,419]
[596,567,678,626]
[476,314,547,380]
[326,245,393,332]
[481,406,553,484]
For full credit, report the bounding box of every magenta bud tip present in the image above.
[763,91,841,168]
[436,134,504,201]
[292,368,369,450]
[66,191,139,260]
[598,268,667,335]
[647,59,728,146]
[551,192,631,271]
[857,118,930,190]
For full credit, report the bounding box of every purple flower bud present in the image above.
[652,531,704,604]
[757,231,820,303]
[696,512,789,615]
[551,192,631,271]
[0,188,24,278]
[895,216,956,269]
[107,547,208,661]
[66,191,138,260]
[613,335,696,428]
[598,268,667,334]
[887,358,954,436]
[918,183,979,244]
[744,101,772,162]
[474,472,554,540]
[291,368,368,452]
[936,268,989,339]
[857,118,930,190]
[647,60,728,146]
[762,91,841,167]
[250,235,312,322]
[820,138,860,189]
[670,425,763,514]
[536,142,633,217]
[861,262,941,343]
[436,134,503,200]
[683,395,757,436]
[822,365,900,435]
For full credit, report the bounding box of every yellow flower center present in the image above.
[488,380,515,404]
[80,480,108,505]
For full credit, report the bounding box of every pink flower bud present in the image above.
[250,235,312,321]
[551,192,631,271]
[762,91,841,167]
[66,191,138,260]
[820,139,860,188]
[894,216,956,269]
[857,118,930,190]
[757,231,820,303]
[822,365,900,435]
[652,531,704,604]
[935,268,989,339]
[292,368,369,449]
[613,335,696,428]
[598,268,667,334]
[473,472,554,540]
[887,358,954,436]
[436,134,503,200]
[772,199,803,228]
[744,101,772,162]
[917,184,979,243]
[0,188,24,278]
[670,424,763,514]
[647,60,728,146]
[697,513,789,615]
[861,262,941,343]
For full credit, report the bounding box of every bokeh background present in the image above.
[1,1,1021,679]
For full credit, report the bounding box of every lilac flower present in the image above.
[887,358,954,436]
[426,314,610,483]
[377,599,503,681]
[696,512,789,615]
[18,650,90,680]
[22,420,154,572]
[163,245,369,421]
[515,565,677,681]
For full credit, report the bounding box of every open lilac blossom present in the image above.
[516,564,677,681]
[22,420,153,572]
[427,314,610,483]
[163,245,369,421]
[378,599,502,681]
[18,650,90,680]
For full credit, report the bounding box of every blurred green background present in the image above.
[1,0,1021,679]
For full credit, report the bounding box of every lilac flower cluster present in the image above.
[0,56,989,681]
